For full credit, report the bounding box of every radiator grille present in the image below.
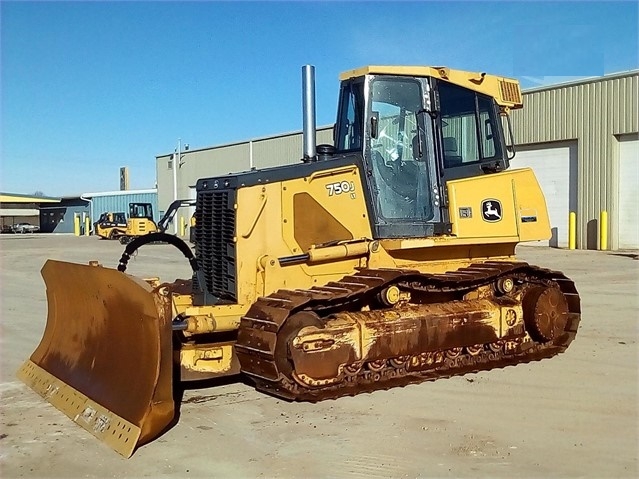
[194,189,237,303]
[499,80,522,105]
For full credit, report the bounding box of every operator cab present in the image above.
[129,202,154,221]
[334,66,519,238]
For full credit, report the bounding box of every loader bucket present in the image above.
[16,260,175,457]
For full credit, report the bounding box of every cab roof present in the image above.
[339,65,523,109]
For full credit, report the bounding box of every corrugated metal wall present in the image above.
[92,192,159,221]
[511,72,638,249]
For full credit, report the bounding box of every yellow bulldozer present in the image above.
[18,65,580,457]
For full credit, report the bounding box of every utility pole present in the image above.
[172,138,181,234]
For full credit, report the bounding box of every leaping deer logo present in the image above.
[481,199,502,222]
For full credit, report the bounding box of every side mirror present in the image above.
[484,118,493,141]
[371,112,379,139]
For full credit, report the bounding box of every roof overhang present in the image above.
[0,193,61,203]
[0,208,40,216]
[79,189,157,198]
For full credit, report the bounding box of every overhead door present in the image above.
[511,142,578,247]
[618,137,639,249]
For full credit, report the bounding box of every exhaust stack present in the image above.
[302,65,317,162]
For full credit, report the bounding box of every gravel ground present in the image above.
[0,235,637,478]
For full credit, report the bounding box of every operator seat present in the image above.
[443,137,463,167]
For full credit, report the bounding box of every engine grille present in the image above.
[194,188,237,303]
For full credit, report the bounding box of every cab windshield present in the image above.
[369,78,433,222]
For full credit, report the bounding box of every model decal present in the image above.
[326,181,356,197]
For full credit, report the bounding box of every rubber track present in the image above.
[235,262,581,401]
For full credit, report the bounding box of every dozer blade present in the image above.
[16,260,174,457]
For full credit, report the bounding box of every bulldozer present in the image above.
[17,65,580,457]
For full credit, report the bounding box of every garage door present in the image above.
[618,137,639,249]
[511,142,578,247]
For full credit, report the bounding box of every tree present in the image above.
[33,191,46,197]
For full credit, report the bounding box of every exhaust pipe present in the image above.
[302,65,317,162]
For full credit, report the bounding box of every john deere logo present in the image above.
[481,199,502,222]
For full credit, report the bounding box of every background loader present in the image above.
[94,211,127,239]
[94,199,196,243]
[18,64,580,457]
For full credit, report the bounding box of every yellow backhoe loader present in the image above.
[18,65,580,457]
[116,202,157,244]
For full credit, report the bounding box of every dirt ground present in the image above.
[0,235,637,478]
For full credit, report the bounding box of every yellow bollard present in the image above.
[180,216,186,236]
[599,210,608,251]
[568,212,576,250]
[84,216,90,236]
[74,215,81,236]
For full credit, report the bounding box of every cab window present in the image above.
[335,81,365,151]
[438,81,502,168]
[129,204,153,220]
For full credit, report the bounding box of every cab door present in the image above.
[433,79,508,181]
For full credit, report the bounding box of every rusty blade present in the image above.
[17,259,174,457]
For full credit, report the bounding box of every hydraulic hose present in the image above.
[117,232,199,275]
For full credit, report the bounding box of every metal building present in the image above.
[84,189,159,224]
[38,190,158,234]
[510,71,638,250]
[155,70,638,250]
[39,198,90,233]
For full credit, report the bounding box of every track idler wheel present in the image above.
[523,286,569,343]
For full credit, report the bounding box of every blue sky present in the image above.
[1,1,637,196]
